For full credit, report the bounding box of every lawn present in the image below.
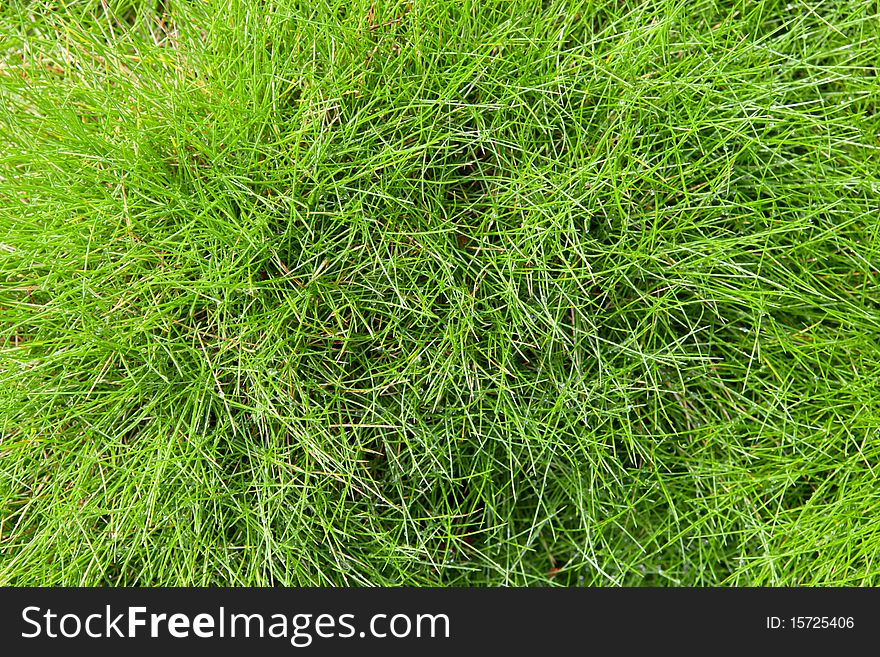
[1,0,879,586]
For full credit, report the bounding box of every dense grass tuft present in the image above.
[1,0,879,585]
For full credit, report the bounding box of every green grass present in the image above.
[1,0,879,586]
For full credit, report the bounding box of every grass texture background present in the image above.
[1,0,879,585]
